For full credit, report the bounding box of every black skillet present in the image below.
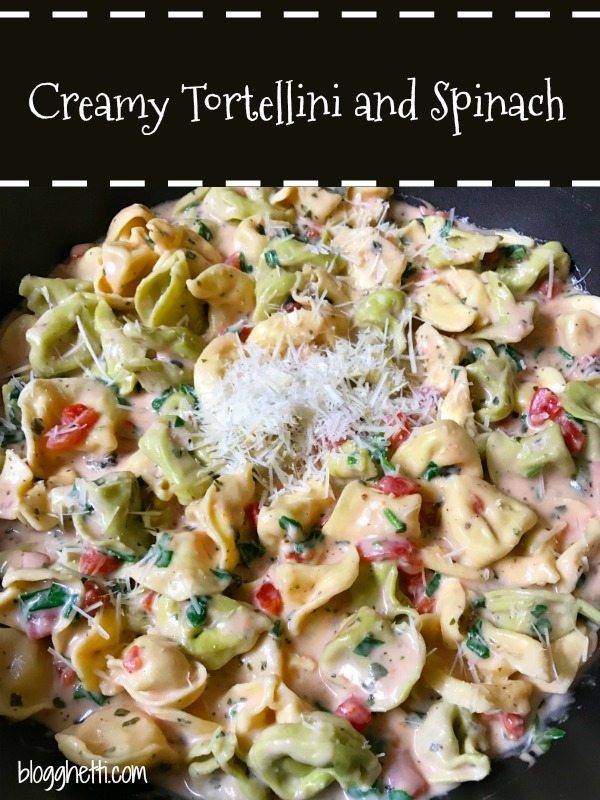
[0,188,599,799]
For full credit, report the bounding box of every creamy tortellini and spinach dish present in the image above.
[1,186,600,800]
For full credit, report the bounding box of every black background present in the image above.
[0,0,597,185]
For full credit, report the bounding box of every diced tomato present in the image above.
[80,547,121,577]
[376,475,421,497]
[335,696,372,733]
[26,608,61,639]
[386,412,416,453]
[238,326,252,343]
[481,711,526,741]
[44,404,100,451]
[404,573,435,615]
[123,644,143,673]
[82,580,109,616]
[225,252,241,268]
[140,590,157,614]
[254,582,283,615]
[419,205,449,219]
[557,411,586,454]
[357,536,422,575]
[529,389,586,452]
[245,503,260,530]
[284,551,306,563]
[529,388,562,427]
[472,495,486,516]
[537,277,564,299]
[54,660,78,687]
[502,712,526,740]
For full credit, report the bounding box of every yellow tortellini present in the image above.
[106,635,207,708]
[0,628,54,719]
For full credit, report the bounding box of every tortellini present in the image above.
[413,701,490,784]
[0,628,54,719]
[247,712,381,800]
[106,635,207,708]
[319,606,426,711]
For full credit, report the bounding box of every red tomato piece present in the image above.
[238,326,252,343]
[419,205,449,219]
[357,536,422,575]
[82,580,109,616]
[123,645,143,673]
[404,573,435,614]
[44,404,100,451]
[26,608,61,639]
[80,547,121,577]
[377,475,421,497]
[557,411,586,454]
[386,412,416,453]
[254,582,283,615]
[245,503,260,530]
[472,495,486,516]
[54,660,78,687]
[529,388,562,427]
[502,712,526,740]
[225,252,241,268]
[140,590,157,614]
[537,277,563,299]
[335,697,372,733]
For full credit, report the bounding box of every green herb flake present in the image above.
[530,616,552,637]
[504,344,525,371]
[114,708,130,717]
[503,244,527,262]
[531,603,547,618]
[19,583,73,621]
[237,540,266,567]
[369,662,389,680]
[264,250,280,268]
[195,221,212,241]
[425,571,441,598]
[526,464,545,478]
[152,387,174,410]
[353,634,385,657]
[347,454,358,466]
[558,346,574,362]
[466,619,490,659]
[423,461,441,481]
[210,567,243,587]
[152,533,174,568]
[292,528,325,554]
[451,368,460,381]
[122,716,140,727]
[279,515,302,535]
[270,620,283,638]
[388,792,413,800]
[73,684,107,706]
[186,596,210,627]
[384,508,407,532]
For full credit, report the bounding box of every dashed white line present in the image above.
[0,11,29,18]
[225,180,261,186]
[283,180,319,186]
[514,180,551,187]
[283,10,318,18]
[110,10,146,18]
[225,10,261,18]
[167,180,204,187]
[52,10,88,18]
[341,10,377,18]
[168,10,203,18]
[109,180,146,187]
[457,10,492,18]
[0,180,29,187]
[399,10,434,18]
[456,180,493,187]
[572,10,600,17]
[51,180,88,187]
[572,180,600,187]
[341,180,377,186]
[515,10,550,18]
[398,180,435,187]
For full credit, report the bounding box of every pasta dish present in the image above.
[1,187,599,800]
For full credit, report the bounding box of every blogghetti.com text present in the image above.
[18,759,147,792]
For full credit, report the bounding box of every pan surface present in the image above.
[0,187,599,800]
